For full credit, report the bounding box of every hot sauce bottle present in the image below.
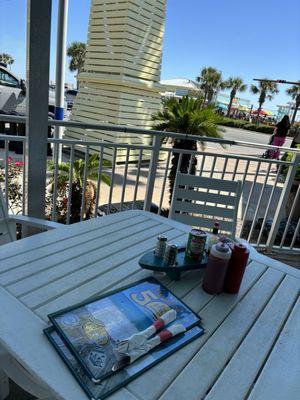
[223,243,250,294]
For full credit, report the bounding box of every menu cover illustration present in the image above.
[47,278,203,383]
[45,325,203,400]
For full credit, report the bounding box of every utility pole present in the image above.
[253,78,300,86]
[54,0,69,162]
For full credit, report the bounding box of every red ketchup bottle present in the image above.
[223,243,250,294]
[202,242,232,294]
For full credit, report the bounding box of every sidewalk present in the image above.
[0,143,284,239]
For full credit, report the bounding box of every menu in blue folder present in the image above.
[45,278,204,398]
[45,324,203,400]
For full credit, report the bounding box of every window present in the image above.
[0,70,19,88]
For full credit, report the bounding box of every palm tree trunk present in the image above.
[207,90,214,104]
[76,67,82,90]
[291,103,299,125]
[202,92,207,109]
[168,139,197,204]
[85,181,97,219]
[256,101,263,124]
[70,183,82,223]
[227,94,234,117]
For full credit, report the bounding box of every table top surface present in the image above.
[0,210,299,400]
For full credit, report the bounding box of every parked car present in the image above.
[65,89,78,110]
[0,63,56,116]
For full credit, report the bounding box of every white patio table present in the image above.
[0,210,299,400]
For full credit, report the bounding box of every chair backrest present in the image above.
[0,188,16,244]
[169,173,242,237]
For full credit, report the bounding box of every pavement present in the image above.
[0,126,288,222]
[212,126,292,155]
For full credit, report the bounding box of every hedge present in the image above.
[220,118,274,134]
[280,144,300,180]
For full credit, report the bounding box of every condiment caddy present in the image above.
[138,221,250,294]
[138,246,208,281]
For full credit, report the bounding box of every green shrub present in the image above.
[220,118,248,128]
[253,125,274,134]
[280,144,300,181]
[220,118,275,134]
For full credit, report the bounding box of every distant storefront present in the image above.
[215,92,251,109]
[160,78,201,98]
[159,81,253,112]
[276,104,299,122]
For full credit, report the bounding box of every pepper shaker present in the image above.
[164,244,178,266]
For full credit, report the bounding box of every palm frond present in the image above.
[250,84,259,94]
[286,83,300,100]
[100,173,111,186]
[152,96,223,145]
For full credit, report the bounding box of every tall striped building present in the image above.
[66,0,166,161]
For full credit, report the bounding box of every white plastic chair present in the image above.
[0,188,61,245]
[169,173,242,238]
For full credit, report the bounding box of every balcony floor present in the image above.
[263,251,300,269]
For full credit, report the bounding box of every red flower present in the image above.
[62,197,68,206]
[15,161,24,167]
[8,156,13,164]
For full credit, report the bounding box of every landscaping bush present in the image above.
[280,144,300,181]
[220,118,248,128]
[220,118,274,134]
[243,124,274,134]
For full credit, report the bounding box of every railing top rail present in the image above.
[159,146,295,165]
[49,137,153,151]
[0,114,299,154]
[0,134,27,141]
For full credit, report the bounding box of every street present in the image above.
[208,126,293,155]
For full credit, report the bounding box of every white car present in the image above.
[0,63,57,116]
[65,89,78,110]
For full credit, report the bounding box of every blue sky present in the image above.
[1,0,299,111]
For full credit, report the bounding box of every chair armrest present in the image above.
[9,215,62,230]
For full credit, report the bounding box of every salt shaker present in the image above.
[154,235,167,258]
[223,243,250,294]
[202,242,232,294]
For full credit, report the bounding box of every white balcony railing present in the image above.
[0,115,299,254]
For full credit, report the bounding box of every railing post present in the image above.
[144,134,163,211]
[25,0,52,220]
[54,0,69,163]
[266,153,300,251]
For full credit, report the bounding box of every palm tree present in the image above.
[48,154,110,223]
[223,77,247,117]
[250,79,279,122]
[286,83,300,125]
[0,53,14,69]
[152,96,223,203]
[67,42,86,89]
[196,67,224,104]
